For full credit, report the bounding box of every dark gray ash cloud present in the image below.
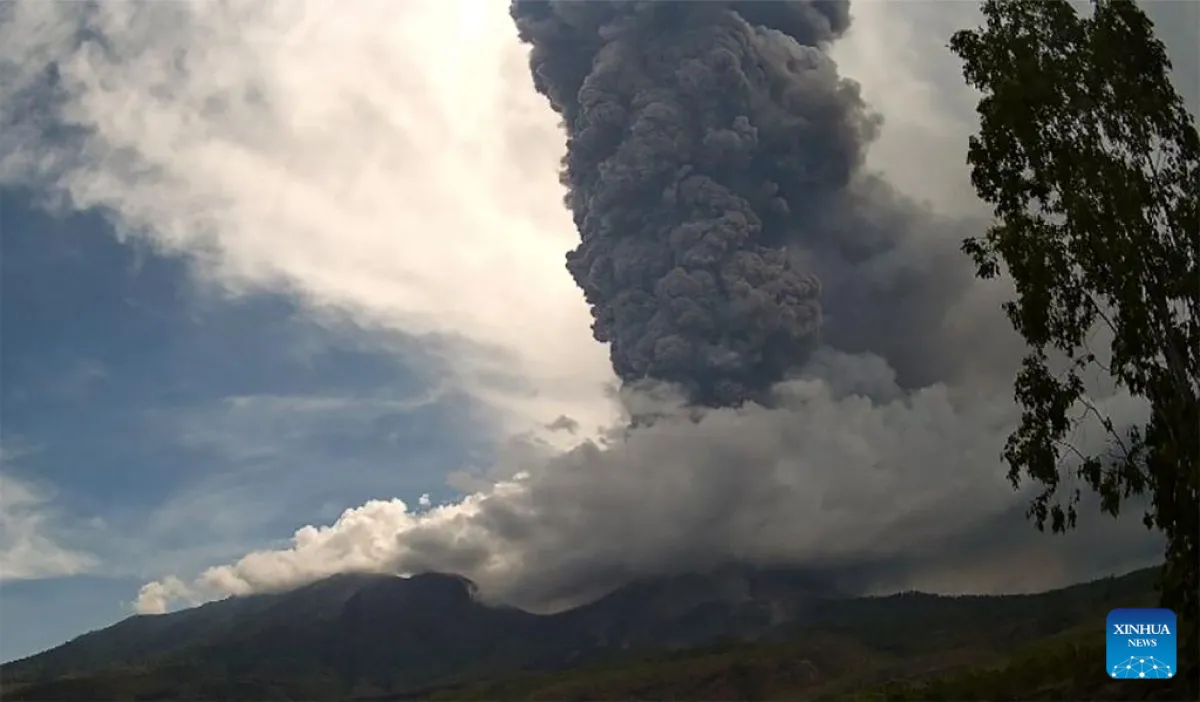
[509,0,992,407]
[512,0,855,407]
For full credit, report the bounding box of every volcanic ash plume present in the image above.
[511,0,881,408]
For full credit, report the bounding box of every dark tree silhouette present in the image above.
[950,0,1198,682]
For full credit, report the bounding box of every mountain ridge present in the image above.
[0,564,1166,700]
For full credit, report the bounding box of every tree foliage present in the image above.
[949,0,1198,667]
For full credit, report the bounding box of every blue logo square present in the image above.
[1107,608,1177,679]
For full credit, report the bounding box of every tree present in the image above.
[948,0,1199,680]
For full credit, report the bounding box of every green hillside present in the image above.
[3,566,1194,701]
[413,566,1196,701]
[427,619,1195,701]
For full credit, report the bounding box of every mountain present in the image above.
[0,565,1180,701]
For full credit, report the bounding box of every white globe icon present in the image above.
[1110,656,1174,679]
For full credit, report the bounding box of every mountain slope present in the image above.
[0,565,1169,701]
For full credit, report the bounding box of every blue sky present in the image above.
[0,192,482,660]
[0,0,620,663]
[0,0,1193,666]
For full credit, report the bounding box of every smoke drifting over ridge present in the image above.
[511,0,972,405]
[133,1,1155,613]
[0,0,1165,616]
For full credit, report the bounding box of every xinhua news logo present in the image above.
[1106,608,1176,680]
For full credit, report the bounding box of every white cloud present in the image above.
[0,473,98,581]
[132,576,196,616]
[135,497,423,613]
[0,0,619,444]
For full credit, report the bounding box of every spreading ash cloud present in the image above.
[0,0,1163,615]
[134,360,1157,616]
[510,0,983,406]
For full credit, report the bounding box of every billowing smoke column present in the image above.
[511,0,879,407]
